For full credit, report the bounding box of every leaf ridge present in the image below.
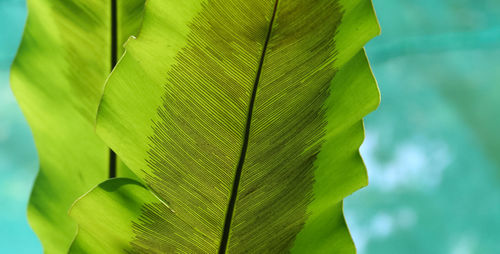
[218,1,280,253]
[109,0,118,178]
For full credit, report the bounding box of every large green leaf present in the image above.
[10,0,144,252]
[70,0,380,252]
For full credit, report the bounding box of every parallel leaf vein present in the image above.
[218,0,280,253]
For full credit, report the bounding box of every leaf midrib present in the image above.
[108,0,118,178]
[218,1,280,253]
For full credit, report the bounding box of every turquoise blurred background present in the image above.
[344,0,500,253]
[0,0,41,253]
[1,0,500,253]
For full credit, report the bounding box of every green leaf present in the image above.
[10,0,144,252]
[70,0,380,252]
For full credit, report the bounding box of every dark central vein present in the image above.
[108,0,118,178]
[218,1,280,253]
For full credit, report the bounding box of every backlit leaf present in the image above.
[10,0,144,252]
[70,0,380,253]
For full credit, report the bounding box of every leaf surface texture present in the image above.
[70,0,380,253]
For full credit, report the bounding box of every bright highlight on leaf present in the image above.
[12,0,380,253]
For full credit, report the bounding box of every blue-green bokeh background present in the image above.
[1,0,500,253]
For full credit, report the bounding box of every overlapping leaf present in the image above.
[10,0,144,252]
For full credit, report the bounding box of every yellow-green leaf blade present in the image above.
[73,0,380,253]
